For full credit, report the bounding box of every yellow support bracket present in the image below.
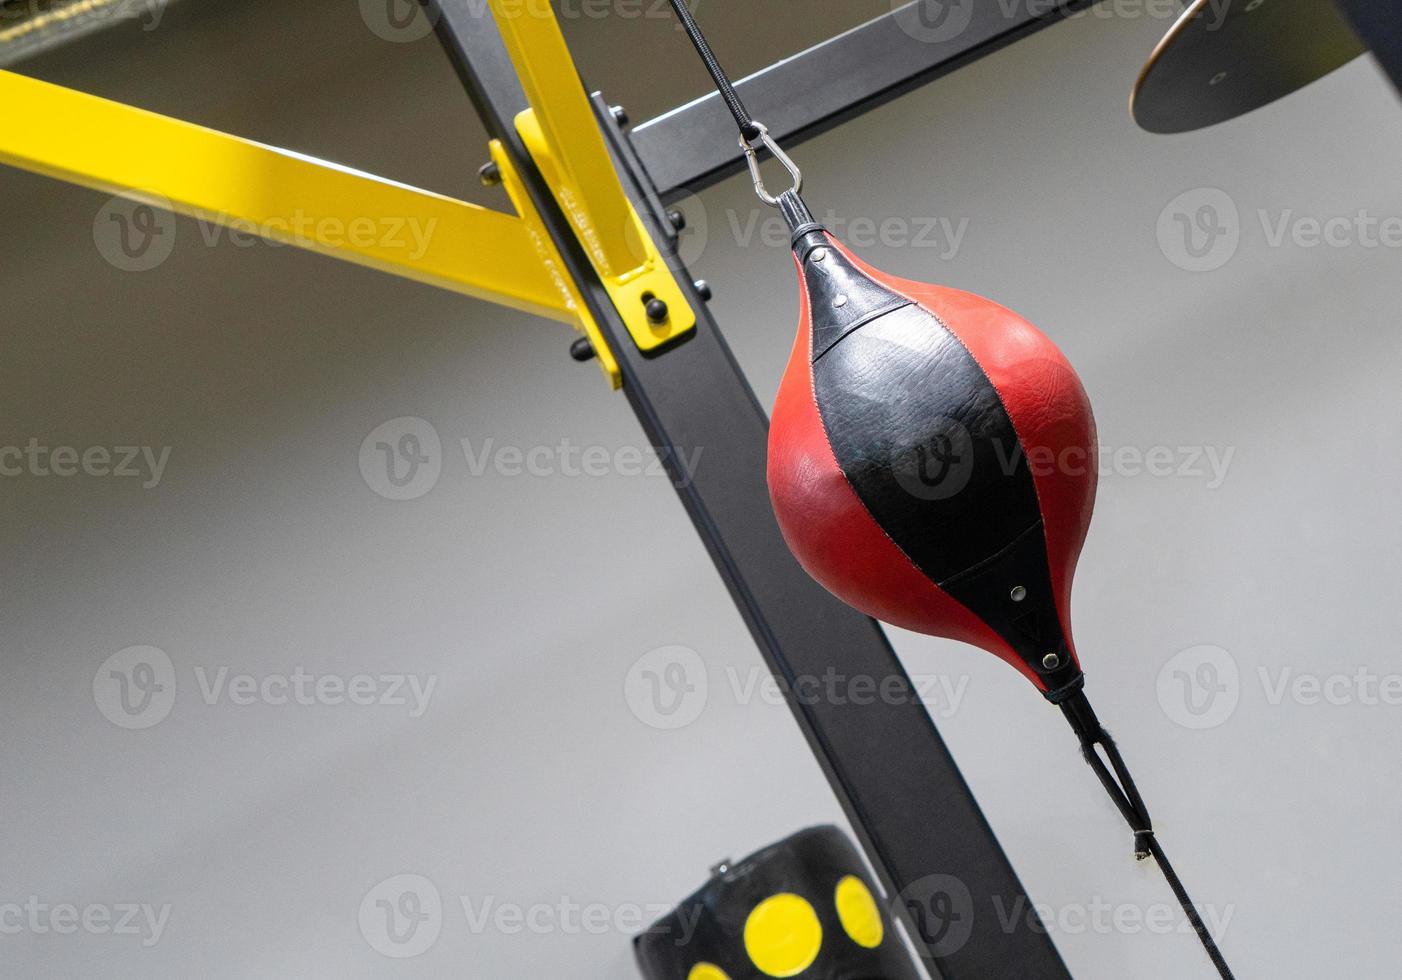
[489,0,696,353]
[489,139,621,387]
[0,68,623,387]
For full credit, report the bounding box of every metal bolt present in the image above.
[693,280,713,302]
[645,297,669,323]
[834,295,848,309]
[610,104,629,127]
[478,161,502,187]
[667,209,687,231]
[811,247,828,262]
[1010,586,1027,603]
[1042,653,1061,670]
[569,337,596,362]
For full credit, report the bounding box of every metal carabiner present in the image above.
[739,122,803,207]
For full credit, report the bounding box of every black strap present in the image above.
[1061,691,1237,980]
[666,0,762,142]
[779,190,822,240]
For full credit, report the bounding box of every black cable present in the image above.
[1144,834,1237,980]
[1061,690,1237,980]
[666,0,762,142]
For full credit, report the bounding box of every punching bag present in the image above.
[767,192,1096,699]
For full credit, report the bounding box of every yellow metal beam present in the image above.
[0,68,576,325]
[488,1,638,280]
[489,139,621,386]
[489,0,696,352]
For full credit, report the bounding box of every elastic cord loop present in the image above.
[1060,690,1237,980]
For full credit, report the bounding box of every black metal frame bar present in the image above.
[630,0,1089,202]
[427,2,1073,975]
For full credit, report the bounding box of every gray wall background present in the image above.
[4,1,1402,977]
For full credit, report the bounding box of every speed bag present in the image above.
[766,196,1098,697]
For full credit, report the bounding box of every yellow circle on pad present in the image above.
[687,964,731,980]
[835,875,884,948]
[743,893,823,977]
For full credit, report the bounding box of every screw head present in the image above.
[645,297,669,323]
[667,209,687,231]
[811,247,828,262]
[478,161,502,187]
[693,279,713,302]
[834,295,848,308]
[569,337,596,362]
[1042,652,1061,670]
[1010,586,1027,603]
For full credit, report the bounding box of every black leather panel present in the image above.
[806,265,1073,680]
[800,240,913,362]
[940,521,1082,688]
[813,301,1039,582]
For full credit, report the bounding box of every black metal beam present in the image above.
[1333,0,1402,96]
[426,2,1070,976]
[629,0,1087,202]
